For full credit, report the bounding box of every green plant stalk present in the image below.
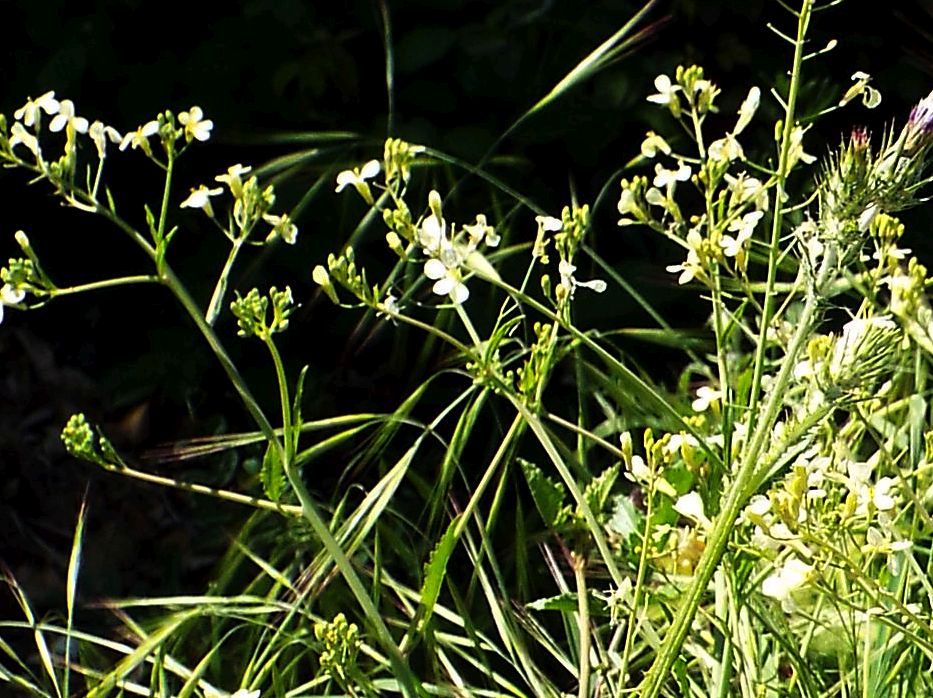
[746,0,812,434]
[50,177,426,695]
[637,245,834,697]
[48,275,160,298]
[206,237,245,326]
[574,555,591,698]
[263,337,422,697]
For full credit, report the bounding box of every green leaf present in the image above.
[260,442,286,502]
[607,494,641,538]
[418,513,462,631]
[519,458,567,529]
[583,463,620,518]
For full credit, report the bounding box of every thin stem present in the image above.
[574,554,591,698]
[746,0,812,435]
[206,237,245,326]
[49,275,160,298]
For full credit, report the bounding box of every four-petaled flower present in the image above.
[641,131,671,159]
[49,100,89,134]
[263,212,298,245]
[215,164,252,199]
[721,210,763,257]
[424,256,469,305]
[178,106,214,142]
[691,385,722,412]
[180,185,223,217]
[762,556,813,612]
[119,120,160,152]
[0,284,26,325]
[9,122,42,159]
[88,121,122,159]
[558,259,607,298]
[335,159,381,204]
[647,74,680,105]
[733,86,761,135]
[653,161,691,188]
[14,91,60,127]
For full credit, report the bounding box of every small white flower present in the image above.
[418,213,446,253]
[178,106,214,141]
[653,161,691,188]
[625,454,650,482]
[263,213,298,244]
[733,86,761,135]
[708,133,744,162]
[666,251,701,285]
[48,100,89,134]
[721,210,763,257]
[691,385,722,412]
[673,491,711,529]
[424,257,469,304]
[558,259,607,297]
[646,74,680,105]
[640,131,671,158]
[761,556,813,611]
[180,184,223,217]
[88,121,122,159]
[840,71,882,109]
[335,159,381,204]
[229,690,260,698]
[873,477,896,511]
[9,122,42,159]
[787,126,817,169]
[0,284,26,325]
[14,91,60,127]
[535,215,563,232]
[215,164,252,199]
[119,120,159,151]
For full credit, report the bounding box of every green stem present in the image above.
[746,0,812,435]
[637,246,833,698]
[574,555,591,698]
[49,275,160,298]
[206,237,245,326]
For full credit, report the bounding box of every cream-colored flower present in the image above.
[733,86,761,135]
[263,213,298,244]
[49,100,89,134]
[761,556,813,611]
[215,164,252,199]
[653,161,691,188]
[335,159,380,204]
[88,121,122,159]
[424,257,469,304]
[178,106,214,141]
[14,91,60,127]
[180,185,223,217]
[119,120,159,152]
[647,74,680,105]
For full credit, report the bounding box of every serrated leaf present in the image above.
[418,513,462,631]
[607,494,641,538]
[519,458,566,529]
[526,590,610,616]
[260,443,286,502]
[583,463,620,517]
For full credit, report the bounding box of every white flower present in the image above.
[215,164,252,199]
[335,159,381,204]
[840,71,882,109]
[673,491,711,529]
[88,121,122,159]
[733,86,761,135]
[653,161,691,188]
[0,284,26,325]
[721,210,763,257]
[787,126,817,169]
[691,385,722,412]
[640,131,671,158]
[557,259,606,297]
[178,106,214,141]
[263,213,298,244]
[8,122,42,159]
[872,477,896,511]
[49,100,89,134]
[424,257,469,304]
[535,215,563,232]
[666,251,701,285]
[14,91,60,127]
[647,74,680,105]
[761,556,813,611]
[119,120,160,151]
[625,454,650,482]
[229,690,260,698]
[418,213,446,252]
[180,185,223,217]
[708,133,744,162]
[725,172,768,211]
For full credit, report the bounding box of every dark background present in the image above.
[1,0,931,616]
